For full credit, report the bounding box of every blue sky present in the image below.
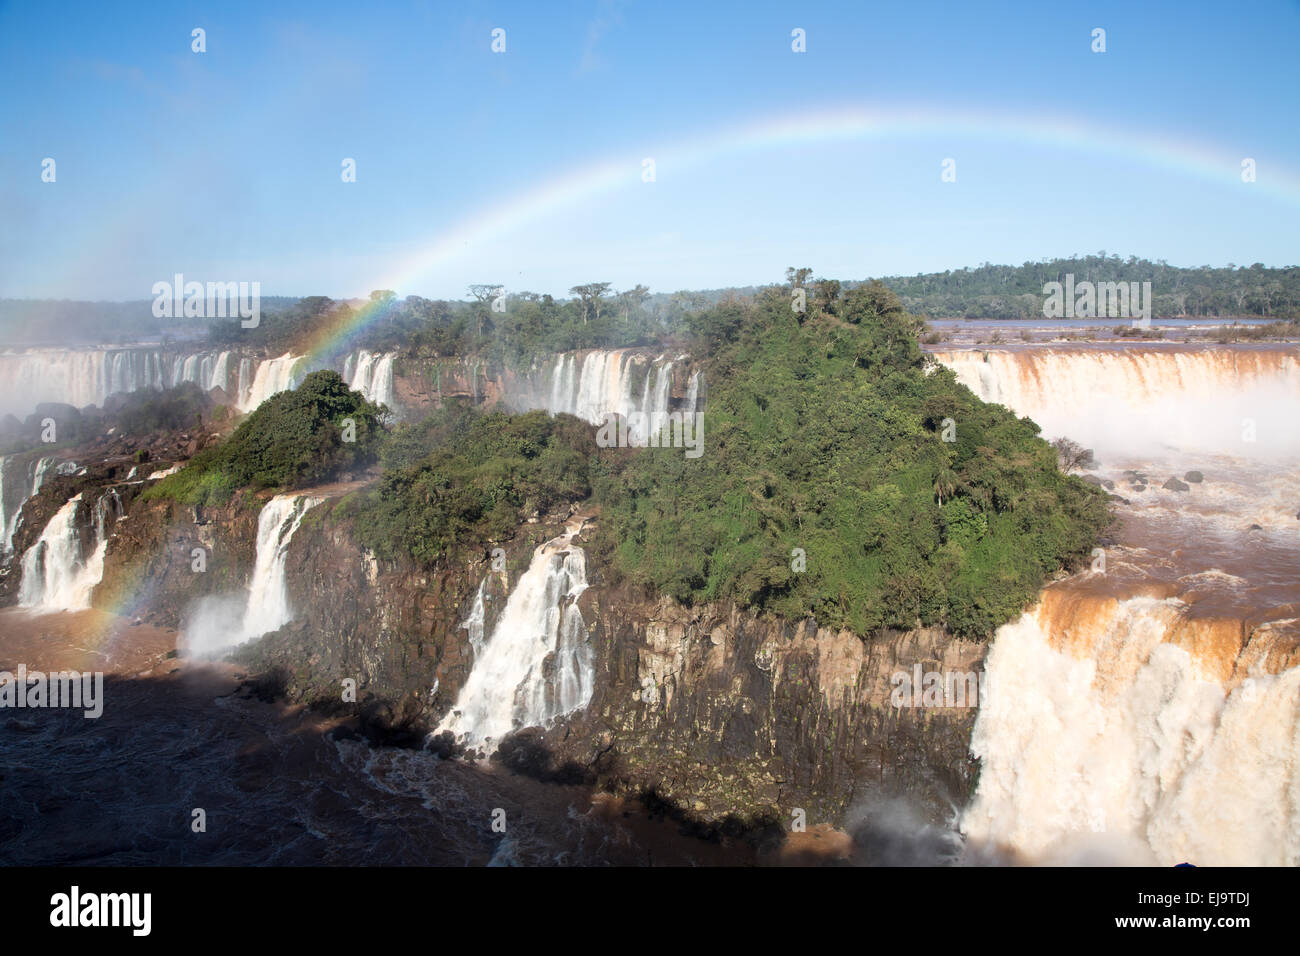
[1,0,1296,300]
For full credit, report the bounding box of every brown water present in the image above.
[940,344,1300,865]
[0,608,856,866]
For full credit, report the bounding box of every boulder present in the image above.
[1184,471,1204,483]
[1163,477,1190,492]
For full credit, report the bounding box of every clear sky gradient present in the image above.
[1,0,1296,300]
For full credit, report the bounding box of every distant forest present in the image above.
[885,255,1300,320]
[2,255,1296,349]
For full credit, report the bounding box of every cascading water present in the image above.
[3,455,60,555]
[0,346,324,418]
[16,489,117,612]
[0,455,47,555]
[182,494,322,656]
[437,522,594,753]
[345,350,398,408]
[521,349,697,438]
[0,347,246,418]
[938,342,1300,866]
[237,353,306,412]
[962,592,1300,866]
[933,345,1300,458]
[0,348,168,416]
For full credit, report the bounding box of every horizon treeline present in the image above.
[2,254,1297,349]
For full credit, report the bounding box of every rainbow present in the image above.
[298,102,1300,361]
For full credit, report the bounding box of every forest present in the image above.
[151,279,1111,642]
[4,254,1296,351]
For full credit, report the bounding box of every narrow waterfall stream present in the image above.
[437,519,594,753]
[182,493,322,656]
[16,489,119,612]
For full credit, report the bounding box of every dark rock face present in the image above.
[392,356,519,418]
[1163,477,1190,492]
[92,494,985,834]
[1,468,142,606]
[93,494,260,628]
[534,594,983,830]
[1184,471,1204,483]
[230,505,505,743]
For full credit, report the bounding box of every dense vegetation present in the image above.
[144,371,383,506]
[319,278,1109,640]
[207,287,686,366]
[339,403,595,565]
[6,255,1295,354]
[108,382,213,436]
[591,282,1111,639]
[6,270,1115,639]
[888,255,1300,320]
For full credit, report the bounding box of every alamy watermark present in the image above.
[596,411,704,458]
[0,664,104,718]
[1043,274,1152,328]
[151,274,260,328]
[50,886,150,936]
[890,665,984,708]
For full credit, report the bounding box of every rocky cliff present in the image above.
[222,507,982,832]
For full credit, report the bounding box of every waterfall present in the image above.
[522,349,697,432]
[238,353,306,413]
[2,455,62,557]
[0,347,250,418]
[345,350,398,408]
[962,591,1300,865]
[182,494,321,656]
[940,342,1300,865]
[31,456,56,494]
[240,493,321,640]
[685,370,700,416]
[0,345,394,419]
[933,345,1300,458]
[437,522,594,752]
[17,490,115,612]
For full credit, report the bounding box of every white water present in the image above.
[945,344,1300,866]
[934,346,1300,459]
[344,350,398,408]
[17,490,117,612]
[437,526,594,752]
[182,494,322,656]
[962,598,1300,866]
[0,347,320,418]
[237,353,306,413]
[0,455,55,555]
[0,347,242,417]
[523,350,697,433]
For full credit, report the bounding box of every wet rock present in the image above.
[1163,477,1190,492]
[1107,494,1131,505]
[1184,471,1204,483]
[1248,524,1263,531]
